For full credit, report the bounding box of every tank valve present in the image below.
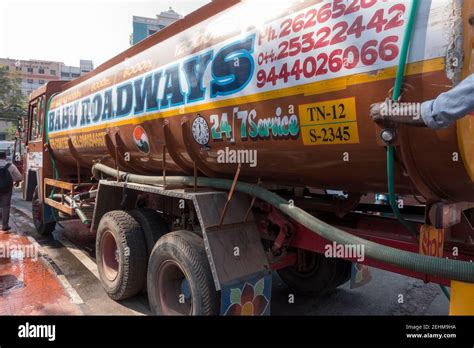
[380,129,396,144]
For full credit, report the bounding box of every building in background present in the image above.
[0,58,94,97]
[131,7,182,45]
[0,58,61,97]
[60,60,94,81]
[0,121,12,140]
[0,58,93,140]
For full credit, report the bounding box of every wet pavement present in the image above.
[0,221,82,315]
[10,192,149,315]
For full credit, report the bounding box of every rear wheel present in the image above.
[96,210,147,300]
[277,250,351,295]
[147,230,219,315]
[32,186,56,235]
[334,259,352,287]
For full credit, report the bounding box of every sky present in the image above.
[0,0,210,67]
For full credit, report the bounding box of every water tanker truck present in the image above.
[24,0,474,315]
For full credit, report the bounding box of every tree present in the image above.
[5,123,17,141]
[0,65,26,122]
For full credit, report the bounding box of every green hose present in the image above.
[387,146,418,236]
[388,0,450,297]
[393,0,420,101]
[440,284,451,300]
[52,194,90,225]
[92,163,474,284]
[387,0,420,237]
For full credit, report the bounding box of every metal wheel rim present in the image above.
[294,251,320,277]
[157,260,192,315]
[101,230,119,281]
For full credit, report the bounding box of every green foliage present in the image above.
[5,123,17,141]
[0,65,26,122]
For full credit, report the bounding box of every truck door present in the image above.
[23,96,45,201]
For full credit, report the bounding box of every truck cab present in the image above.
[24,81,67,233]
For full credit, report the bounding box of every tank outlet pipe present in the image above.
[72,190,98,201]
[52,194,90,225]
[92,163,474,283]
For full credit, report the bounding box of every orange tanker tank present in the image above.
[44,0,474,203]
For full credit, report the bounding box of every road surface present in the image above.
[10,190,449,315]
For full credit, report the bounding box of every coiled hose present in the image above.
[92,163,474,284]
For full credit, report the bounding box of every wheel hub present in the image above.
[101,231,119,281]
[157,260,193,315]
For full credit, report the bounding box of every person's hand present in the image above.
[370,102,386,123]
[369,100,427,127]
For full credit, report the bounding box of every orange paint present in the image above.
[449,281,474,315]
[241,302,254,316]
[419,225,445,258]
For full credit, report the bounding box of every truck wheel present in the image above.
[129,208,169,256]
[96,210,147,300]
[277,250,351,295]
[147,230,219,315]
[334,260,352,287]
[32,186,56,235]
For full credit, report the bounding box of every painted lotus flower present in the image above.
[224,278,269,316]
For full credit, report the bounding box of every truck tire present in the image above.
[96,210,147,300]
[147,230,219,315]
[277,250,351,295]
[32,186,56,235]
[334,260,352,287]
[129,208,169,256]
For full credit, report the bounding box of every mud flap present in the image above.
[192,192,272,315]
[220,272,272,316]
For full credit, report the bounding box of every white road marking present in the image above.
[57,275,85,305]
[52,231,100,280]
[26,236,42,251]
